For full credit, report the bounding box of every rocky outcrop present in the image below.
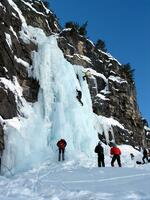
[0,0,38,103]
[0,84,17,119]
[0,0,149,152]
[0,0,60,151]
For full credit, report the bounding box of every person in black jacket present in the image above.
[142,148,148,164]
[94,142,105,167]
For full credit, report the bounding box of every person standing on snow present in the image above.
[94,141,105,167]
[57,139,67,161]
[142,147,148,164]
[110,143,121,167]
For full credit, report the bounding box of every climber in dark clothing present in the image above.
[83,70,91,80]
[142,148,148,164]
[94,142,105,167]
[76,89,83,106]
[57,139,67,161]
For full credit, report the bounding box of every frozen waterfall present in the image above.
[2,27,98,174]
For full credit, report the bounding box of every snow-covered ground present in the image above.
[1,155,150,200]
[0,144,150,200]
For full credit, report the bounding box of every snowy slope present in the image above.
[1,140,149,200]
[1,155,150,200]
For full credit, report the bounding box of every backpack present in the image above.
[58,140,66,149]
[136,161,142,165]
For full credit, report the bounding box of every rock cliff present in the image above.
[0,0,149,153]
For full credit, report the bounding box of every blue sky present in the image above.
[49,0,150,125]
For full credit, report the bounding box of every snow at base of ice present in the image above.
[0,151,150,200]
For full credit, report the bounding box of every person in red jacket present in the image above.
[57,139,67,161]
[110,143,121,167]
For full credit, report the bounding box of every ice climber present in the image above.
[94,141,105,167]
[82,70,91,80]
[57,139,67,161]
[110,143,122,167]
[76,89,83,106]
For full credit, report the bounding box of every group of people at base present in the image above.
[56,138,150,166]
[94,141,150,167]
[94,141,121,167]
[56,138,122,167]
